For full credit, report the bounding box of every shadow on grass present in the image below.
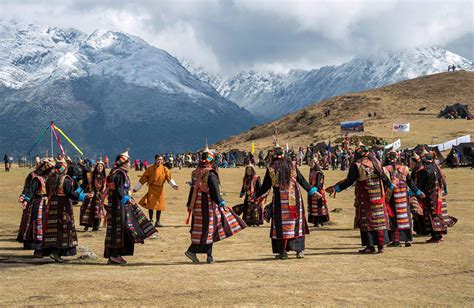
[305,246,358,251]
[308,227,355,232]
[0,238,18,242]
[304,251,361,256]
[0,246,25,250]
[0,254,312,267]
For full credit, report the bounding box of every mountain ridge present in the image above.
[183,47,473,121]
[0,20,255,157]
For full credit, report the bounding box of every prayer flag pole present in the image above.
[50,122,54,157]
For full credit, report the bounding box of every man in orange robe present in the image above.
[133,155,178,227]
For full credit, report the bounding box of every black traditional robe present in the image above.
[42,175,83,257]
[255,165,312,254]
[104,168,156,258]
[186,166,246,254]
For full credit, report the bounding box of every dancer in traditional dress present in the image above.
[254,145,319,259]
[184,147,246,264]
[307,155,330,227]
[409,152,428,236]
[133,154,178,228]
[42,157,90,263]
[233,164,263,226]
[17,158,55,255]
[104,150,157,265]
[416,151,457,243]
[80,161,107,231]
[382,150,413,247]
[326,144,392,254]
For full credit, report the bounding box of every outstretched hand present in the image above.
[326,186,335,195]
[326,186,338,198]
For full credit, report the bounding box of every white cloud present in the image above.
[152,21,221,73]
[0,0,472,75]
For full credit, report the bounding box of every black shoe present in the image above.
[92,227,99,232]
[207,255,214,264]
[358,247,376,254]
[275,253,288,260]
[107,256,127,265]
[426,237,442,243]
[155,221,163,228]
[185,251,200,263]
[83,227,89,232]
[387,241,401,247]
[405,242,412,247]
[50,253,64,263]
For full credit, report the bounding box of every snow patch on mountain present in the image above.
[180,57,223,91]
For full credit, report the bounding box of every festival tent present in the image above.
[445,142,474,167]
[228,149,246,166]
[311,142,328,153]
[412,144,445,162]
[438,103,472,119]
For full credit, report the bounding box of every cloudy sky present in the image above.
[0,0,472,75]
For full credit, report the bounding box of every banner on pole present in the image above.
[384,139,402,151]
[340,121,364,134]
[392,123,410,132]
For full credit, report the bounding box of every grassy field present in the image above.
[0,165,473,306]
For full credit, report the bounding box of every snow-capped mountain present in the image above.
[185,47,474,121]
[180,58,223,91]
[0,21,255,157]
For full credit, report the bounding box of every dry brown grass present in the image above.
[216,72,474,152]
[1,166,473,306]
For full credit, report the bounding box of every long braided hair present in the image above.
[271,156,293,187]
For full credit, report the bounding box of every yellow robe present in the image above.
[138,164,171,211]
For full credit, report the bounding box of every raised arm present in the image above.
[334,163,359,192]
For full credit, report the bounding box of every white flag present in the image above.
[392,123,410,132]
[393,139,402,150]
[384,139,401,151]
